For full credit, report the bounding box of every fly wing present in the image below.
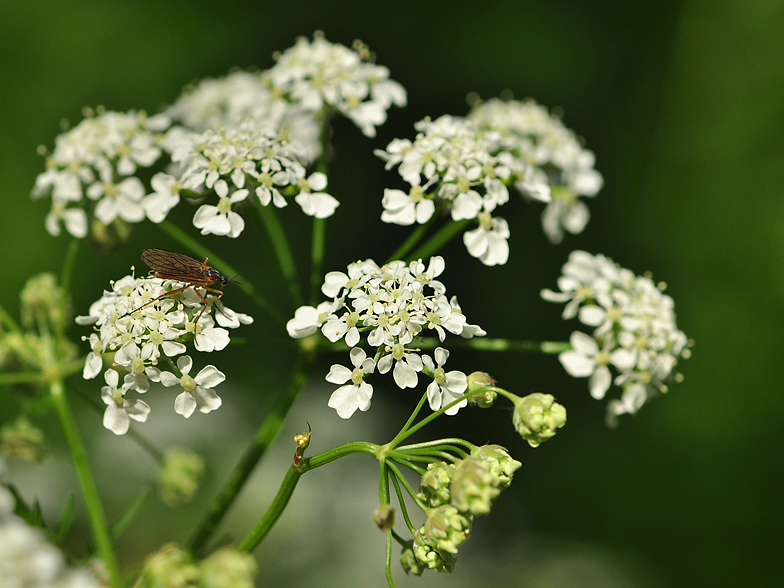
[141,248,207,282]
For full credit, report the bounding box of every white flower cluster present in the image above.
[76,273,252,434]
[165,70,322,163]
[0,485,103,588]
[376,115,539,266]
[266,32,407,138]
[287,256,485,418]
[163,120,339,237]
[541,250,690,425]
[32,108,170,238]
[469,98,603,244]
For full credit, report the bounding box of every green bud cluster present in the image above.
[416,461,455,508]
[138,543,257,588]
[156,448,205,507]
[512,393,567,447]
[413,505,468,573]
[409,444,521,573]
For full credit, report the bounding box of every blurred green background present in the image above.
[1,0,783,586]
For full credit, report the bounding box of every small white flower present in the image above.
[142,172,182,223]
[159,355,225,418]
[422,348,468,415]
[100,369,151,435]
[381,186,435,226]
[193,182,247,238]
[377,344,423,389]
[45,201,88,238]
[463,213,510,266]
[287,300,341,338]
[294,172,339,218]
[326,347,376,418]
[559,331,635,400]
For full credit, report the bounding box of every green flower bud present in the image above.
[466,372,497,408]
[373,504,395,531]
[0,417,47,462]
[471,444,521,490]
[450,459,499,516]
[199,547,257,588]
[157,448,205,507]
[138,543,199,588]
[416,461,455,508]
[414,505,471,572]
[400,543,426,576]
[512,393,567,447]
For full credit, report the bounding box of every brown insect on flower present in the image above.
[131,248,235,324]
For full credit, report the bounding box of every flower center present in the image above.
[217,196,233,215]
[180,374,197,392]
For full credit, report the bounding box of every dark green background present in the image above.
[1,1,782,587]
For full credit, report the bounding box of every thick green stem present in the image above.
[235,465,302,553]
[188,351,313,555]
[50,379,121,587]
[236,441,378,553]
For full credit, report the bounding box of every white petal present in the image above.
[393,360,418,389]
[175,392,197,418]
[103,404,130,435]
[559,350,595,377]
[326,364,352,385]
[589,366,612,399]
[569,331,599,355]
[194,365,226,388]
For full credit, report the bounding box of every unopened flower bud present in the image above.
[139,543,199,588]
[416,461,455,508]
[512,393,567,447]
[466,372,497,408]
[373,504,395,531]
[400,542,426,576]
[471,445,521,489]
[157,448,204,506]
[293,423,312,467]
[414,505,471,572]
[199,547,257,588]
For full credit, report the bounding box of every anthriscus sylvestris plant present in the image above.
[0,30,691,588]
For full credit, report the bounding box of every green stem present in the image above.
[415,337,571,354]
[50,379,121,587]
[386,217,436,263]
[309,217,326,305]
[256,205,303,308]
[236,465,301,553]
[156,220,284,324]
[387,391,429,448]
[236,441,378,553]
[188,351,313,555]
[405,219,471,262]
[60,238,80,296]
[111,487,151,539]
